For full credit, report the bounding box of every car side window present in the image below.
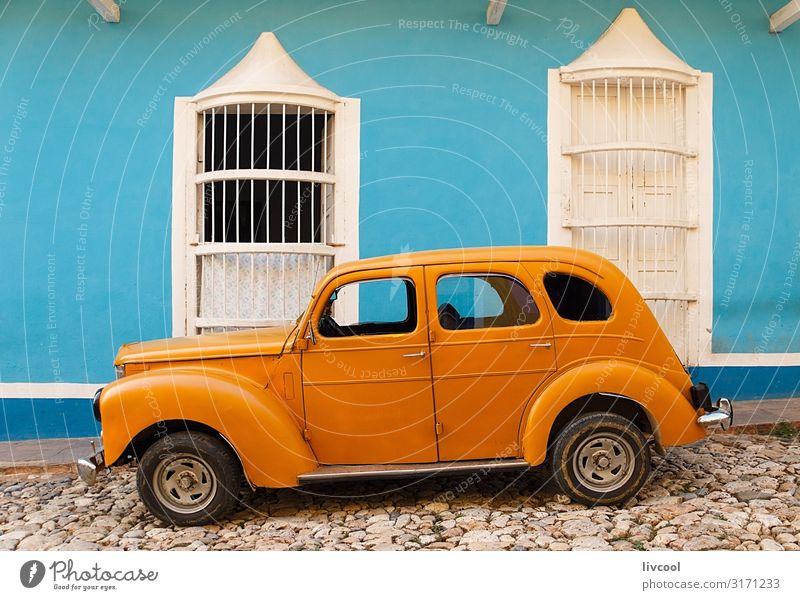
[543,272,612,321]
[317,278,417,338]
[435,274,539,330]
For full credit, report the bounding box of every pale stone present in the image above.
[0,530,32,542]
[759,538,784,551]
[459,529,508,550]
[17,535,48,551]
[753,513,782,528]
[571,536,611,550]
[682,535,723,551]
[549,542,571,551]
[670,511,703,526]
[561,519,606,538]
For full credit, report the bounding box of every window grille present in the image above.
[563,77,695,358]
[195,103,336,333]
[548,9,712,364]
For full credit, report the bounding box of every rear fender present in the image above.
[99,369,317,488]
[520,360,704,466]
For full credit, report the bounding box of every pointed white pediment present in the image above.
[561,8,699,84]
[193,33,337,103]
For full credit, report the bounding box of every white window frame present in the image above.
[171,34,359,336]
[546,8,712,366]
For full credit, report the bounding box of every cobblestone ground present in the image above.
[1,433,799,551]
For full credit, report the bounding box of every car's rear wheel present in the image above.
[550,412,651,506]
[136,431,242,526]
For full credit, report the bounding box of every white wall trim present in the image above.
[171,97,195,337]
[696,353,800,367]
[333,97,360,266]
[0,383,105,399]
[695,72,715,366]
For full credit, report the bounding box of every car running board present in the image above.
[297,458,530,484]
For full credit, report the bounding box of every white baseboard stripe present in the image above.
[699,353,800,367]
[0,383,106,399]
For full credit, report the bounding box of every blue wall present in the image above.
[0,1,799,439]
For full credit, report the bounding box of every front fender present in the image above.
[520,360,705,466]
[99,368,317,488]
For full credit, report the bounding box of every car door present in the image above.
[425,262,557,461]
[301,266,438,465]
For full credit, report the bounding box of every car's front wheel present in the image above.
[136,431,243,526]
[550,412,651,506]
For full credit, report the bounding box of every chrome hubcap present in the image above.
[573,433,635,493]
[152,454,217,514]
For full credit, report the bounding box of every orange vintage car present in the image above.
[78,246,732,525]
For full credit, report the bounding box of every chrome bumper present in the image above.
[697,397,733,429]
[76,449,106,485]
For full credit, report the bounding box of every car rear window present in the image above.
[543,272,612,321]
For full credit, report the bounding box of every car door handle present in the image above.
[402,351,426,358]
[529,343,552,349]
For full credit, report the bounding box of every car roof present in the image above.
[328,245,614,279]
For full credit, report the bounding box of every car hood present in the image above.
[115,325,295,365]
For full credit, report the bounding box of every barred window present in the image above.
[172,33,360,336]
[195,104,335,332]
[200,105,332,244]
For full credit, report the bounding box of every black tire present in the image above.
[136,431,243,526]
[550,412,651,506]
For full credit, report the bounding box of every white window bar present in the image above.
[311,107,315,172]
[222,177,227,242]
[297,106,301,240]
[237,179,241,243]
[580,81,585,221]
[223,105,228,171]
[323,111,328,173]
[267,252,271,320]
[223,241,227,319]
[296,104,301,171]
[617,78,621,230]
[311,179,315,243]
[222,105,227,241]
[584,79,599,246]
[251,104,255,242]
[201,110,207,243]
[282,103,286,170]
[323,183,328,244]
[202,109,207,173]
[211,110,216,242]
[662,80,667,282]
[297,180,301,243]
[267,102,271,170]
